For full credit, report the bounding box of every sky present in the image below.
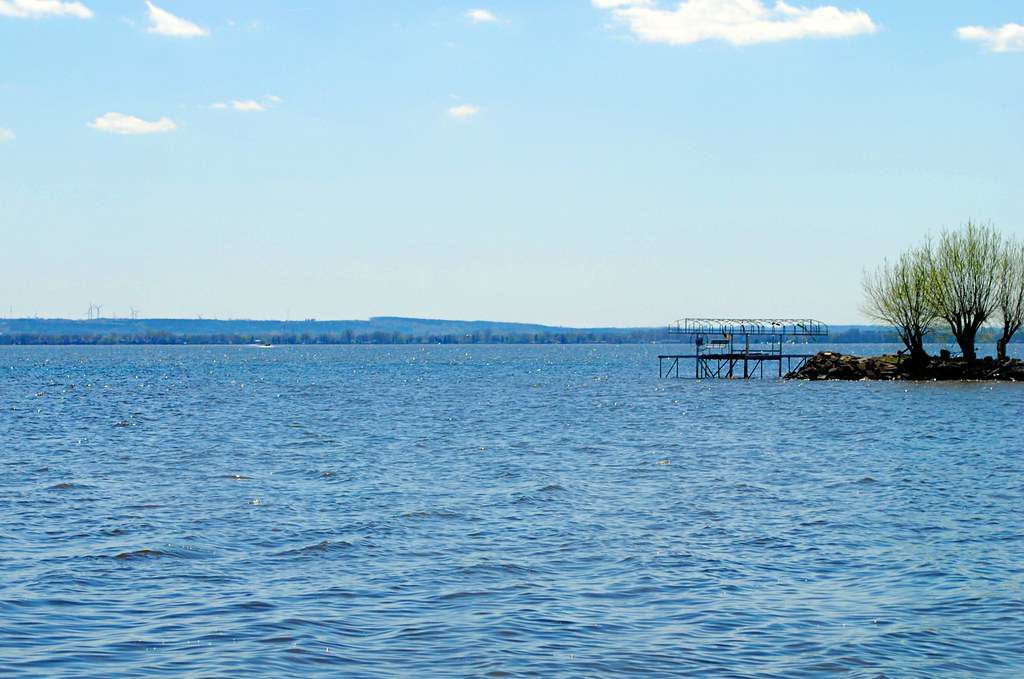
[0,0,1021,326]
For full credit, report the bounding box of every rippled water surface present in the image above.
[2,344,1023,677]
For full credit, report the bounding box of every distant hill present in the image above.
[0,316,662,345]
[0,316,640,337]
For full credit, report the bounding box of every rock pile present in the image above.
[785,352,1024,381]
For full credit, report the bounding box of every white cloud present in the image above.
[209,95,281,112]
[0,0,92,19]
[593,0,877,46]
[145,0,208,38]
[88,112,177,135]
[448,104,480,118]
[227,100,265,112]
[466,8,497,23]
[957,23,1024,53]
[0,128,14,142]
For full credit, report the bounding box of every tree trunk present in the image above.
[908,337,930,372]
[997,336,1009,361]
[997,321,1019,361]
[955,330,977,362]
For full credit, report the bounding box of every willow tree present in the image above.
[925,222,1002,362]
[863,248,936,363]
[996,238,1024,361]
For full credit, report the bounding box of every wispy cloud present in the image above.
[145,0,207,38]
[209,95,282,112]
[0,128,14,142]
[593,0,877,46]
[88,112,177,135]
[448,104,480,119]
[0,0,92,19]
[466,8,497,23]
[957,23,1024,53]
[212,100,264,112]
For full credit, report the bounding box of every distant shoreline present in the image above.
[0,316,1021,347]
[0,333,659,346]
[1,334,1022,347]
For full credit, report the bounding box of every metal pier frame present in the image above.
[658,318,829,379]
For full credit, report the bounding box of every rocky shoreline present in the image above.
[786,351,1024,381]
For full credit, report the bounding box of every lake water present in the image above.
[2,343,1023,677]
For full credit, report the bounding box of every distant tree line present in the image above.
[863,221,1024,362]
[1,326,1021,347]
[829,326,1018,345]
[0,329,672,346]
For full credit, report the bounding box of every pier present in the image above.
[658,318,829,379]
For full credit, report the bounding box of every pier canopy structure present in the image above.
[659,318,829,379]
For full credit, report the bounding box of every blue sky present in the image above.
[0,0,1021,325]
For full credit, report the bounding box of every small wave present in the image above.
[537,484,566,493]
[224,474,252,481]
[114,544,210,561]
[458,562,534,576]
[273,539,353,558]
[826,476,880,489]
[436,589,490,601]
[114,549,167,560]
[742,534,793,548]
[799,519,828,527]
[401,509,462,520]
[733,483,771,494]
